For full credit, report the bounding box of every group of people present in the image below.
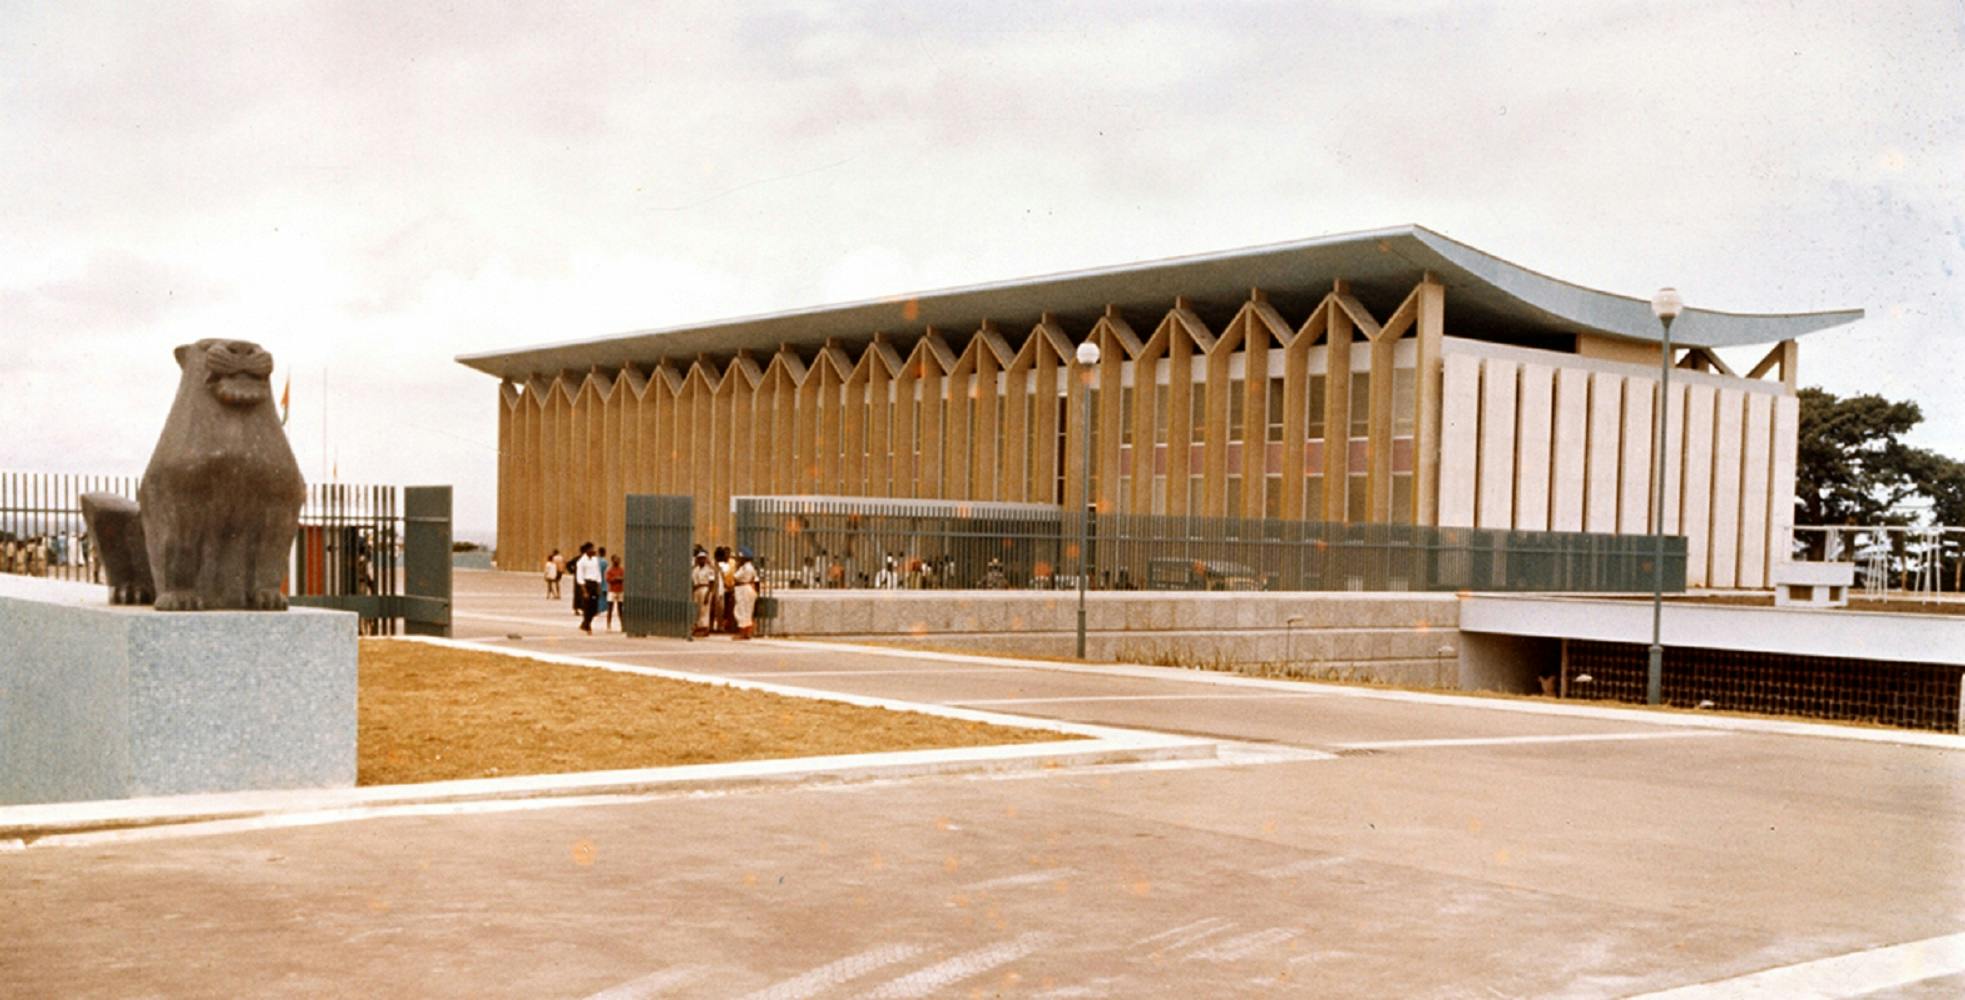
[1,532,90,578]
[781,550,1018,591]
[544,541,760,638]
[543,544,624,634]
[784,550,961,590]
[692,545,761,640]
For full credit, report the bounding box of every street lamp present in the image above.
[1647,286,1682,706]
[1074,339,1101,659]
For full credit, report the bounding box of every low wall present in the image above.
[767,590,1462,687]
[1460,594,1965,731]
[0,577,359,805]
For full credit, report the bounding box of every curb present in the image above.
[752,639,1965,752]
[0,640,1214,845]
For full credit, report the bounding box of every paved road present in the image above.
[5,570,1962,999]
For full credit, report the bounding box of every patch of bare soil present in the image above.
[358,641,1074,786]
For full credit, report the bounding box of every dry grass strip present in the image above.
[358,641,1075,786]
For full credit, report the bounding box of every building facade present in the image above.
[460,226,1860,589]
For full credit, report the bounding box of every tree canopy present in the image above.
[1796,387,1964,586]
[1796,386,1964,527]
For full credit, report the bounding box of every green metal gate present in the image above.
[400,485,453,636]
[623,494,695,638]
[289,483,451,635]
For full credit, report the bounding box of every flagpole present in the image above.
[321,365,328,484]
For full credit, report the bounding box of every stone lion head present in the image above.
[176,338,276,407]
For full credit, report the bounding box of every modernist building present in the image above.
[459,226,1861,589]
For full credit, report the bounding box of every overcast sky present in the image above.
[3,1,1960,539]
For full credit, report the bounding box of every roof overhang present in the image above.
[458,224,1864,380]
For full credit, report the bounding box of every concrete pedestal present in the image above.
[1771,560,1856,609]
[0,577,358,805]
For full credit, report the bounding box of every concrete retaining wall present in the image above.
[0,578,359,805]
[768,591,1462,687]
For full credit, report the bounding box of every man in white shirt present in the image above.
[574,542,603,633]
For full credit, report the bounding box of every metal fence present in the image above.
[1563,639,1962,733]
[1792,525,1964,597]
[732,496,1686,595]
[0,470,449,635]
[0,471,138,581]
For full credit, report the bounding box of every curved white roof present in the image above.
[458,224,1863,380]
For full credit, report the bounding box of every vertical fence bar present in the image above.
[717,495,1683,595]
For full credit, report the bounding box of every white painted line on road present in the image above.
[1187,926,1299,962]
[1256,856,1351,879]
[756,639,1965,751]
[10,740,1328,850]
[1335,731,1729,750]
[957,693,1329,707]
[582,964,710,999]
[1156,918,1238,952]
[17,792,683,849]
[960,868,1076,891]
[571,649,790,659]
[740,944,928,1000]
[1625,930,1965,999]
[865,932,1052,998]
[1134,917,1233,948]
[727,668,1040,678]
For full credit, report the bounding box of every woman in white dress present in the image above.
[731,548,761,640]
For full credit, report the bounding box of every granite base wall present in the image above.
[0,585,358,805]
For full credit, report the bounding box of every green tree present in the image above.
[1904,445,1965,590]
[1794,387,1927,526]
[1796,387,1965,587]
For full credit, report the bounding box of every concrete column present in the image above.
[1514,363,1553,531]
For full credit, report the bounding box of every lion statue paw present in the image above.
[155,592,206,612]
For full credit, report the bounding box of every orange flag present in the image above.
[280,372,291,426]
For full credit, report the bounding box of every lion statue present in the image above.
[84,339,307,611]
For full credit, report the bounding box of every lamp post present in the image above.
[1648,287,1682,706]
[1074,339,1101,659]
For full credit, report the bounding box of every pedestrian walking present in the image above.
[544,548,562,599]
[604,553,625,631]
[714,545,736,633]
[574,542,602,633]
[731,548,761,640]
[690,548,717,637]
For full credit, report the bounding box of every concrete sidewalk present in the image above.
[7,569,1963,998]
